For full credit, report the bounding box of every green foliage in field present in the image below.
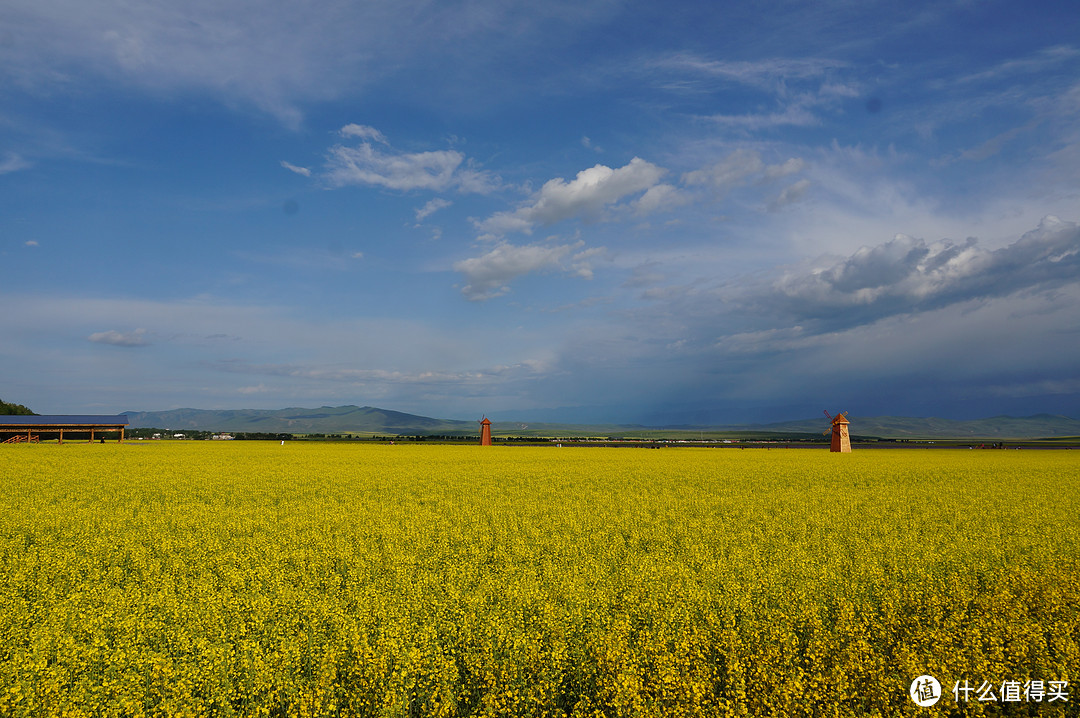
[1,444,1077,716]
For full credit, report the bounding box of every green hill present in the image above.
[0,398,36,415]
[122,405,475,435]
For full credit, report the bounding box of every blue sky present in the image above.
[2,0,1079,424]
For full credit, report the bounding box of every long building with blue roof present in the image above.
[0,415,128,444]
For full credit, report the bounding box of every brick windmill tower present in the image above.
[479,416,492,446]
[824,410,851,453]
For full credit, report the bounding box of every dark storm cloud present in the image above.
[759,216,1079,330]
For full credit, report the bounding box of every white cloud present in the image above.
[415,197,453,222]
[326,143,464,191]
[622,261,667,289]
[1,1,381,126]
[476,157,666,237]
[24,240,39,247]
[683,149,763,189]
[682,150,806,195]
[644,53,856,131]
[767,178,811,211]
[956,45,1080,85]
[633,183,689,215]
[762,158,805,181]
[654,54,847,89]
[0,153,32,174]
[581,136,602,153]
[453,164,502,194]
[454,240,601,300]
[705,105,820,129]
[280,160,311,177]
[1,1,625,127]
[324,127,498,193]
[339,124,388,143]
[88,328,149,347]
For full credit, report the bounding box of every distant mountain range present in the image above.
[122,405,474,435]
[121,405,1080,439]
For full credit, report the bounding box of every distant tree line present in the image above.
[126,428,295,441]
[0,398,35,415]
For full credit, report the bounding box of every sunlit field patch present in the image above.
[1,443,1077,716]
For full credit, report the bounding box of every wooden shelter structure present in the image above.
[0,415,128,444]
[479,417,492,446]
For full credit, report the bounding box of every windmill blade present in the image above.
[823,409,833,420]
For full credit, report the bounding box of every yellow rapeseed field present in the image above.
[0,443,1077,717]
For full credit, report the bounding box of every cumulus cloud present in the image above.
[454,240,601,300]
[619,216,1080,384]
[476,157,666,237]
[324,125,499,193]
[760,215,1080,328]
[532,216,1080,421]
[88,328,149,347]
